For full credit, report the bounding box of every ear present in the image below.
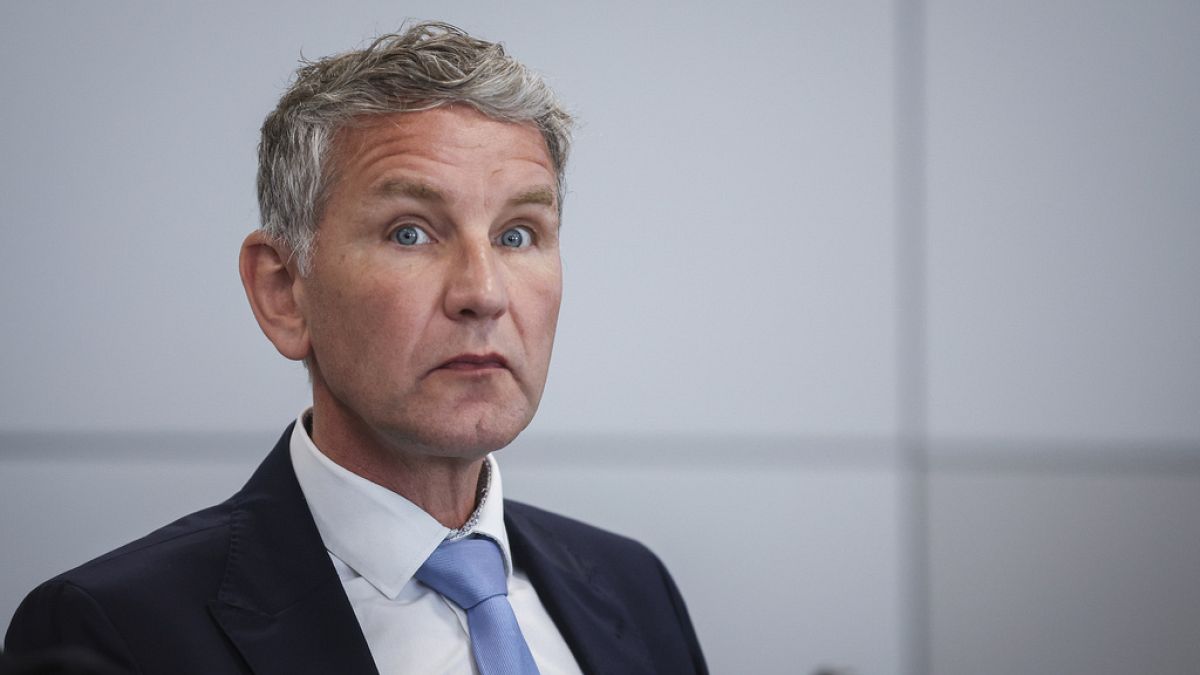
[239,230,311,361]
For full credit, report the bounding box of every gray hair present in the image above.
[257,21,574,273]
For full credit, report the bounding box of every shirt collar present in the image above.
[288,409,513,600]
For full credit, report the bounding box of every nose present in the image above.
[443,238,508,320]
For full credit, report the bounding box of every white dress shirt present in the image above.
[288,411,583,675]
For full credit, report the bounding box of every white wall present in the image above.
[1,2,1197,674]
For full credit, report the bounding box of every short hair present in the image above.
[257,21,574,274]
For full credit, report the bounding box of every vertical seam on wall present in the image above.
[895,0,930,674]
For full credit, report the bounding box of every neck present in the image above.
[308,391,486,529]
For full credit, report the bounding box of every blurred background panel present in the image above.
[926,0,1200,444]
[1,1,1197,674]
[924,1,1200,674]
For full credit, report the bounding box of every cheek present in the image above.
[309,274,424,367]
[520,268,563,351]
[542,288,563,339]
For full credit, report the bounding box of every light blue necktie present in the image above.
[415,537,541,675]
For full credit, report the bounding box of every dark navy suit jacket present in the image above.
[4,426,708,674]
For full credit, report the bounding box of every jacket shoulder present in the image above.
[54,498,235,596]
[5,498,236,660]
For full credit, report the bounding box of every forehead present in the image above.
[327,106,555,192]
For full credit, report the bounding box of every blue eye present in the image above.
[392,225,431,246]
[499,226,533,248]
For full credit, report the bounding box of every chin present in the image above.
[402,406,533,458]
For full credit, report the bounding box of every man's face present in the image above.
[297,105,562,457]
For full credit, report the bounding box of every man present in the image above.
[4,22,707,675]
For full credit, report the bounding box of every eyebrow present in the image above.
[374,179,447,203]
[508,186,557,210]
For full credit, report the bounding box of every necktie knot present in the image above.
[415,538,508,610]
[414,536,541,675]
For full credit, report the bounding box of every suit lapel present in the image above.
[208,427,379,675]
[505,504,656,675]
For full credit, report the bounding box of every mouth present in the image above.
[435,352,510,372]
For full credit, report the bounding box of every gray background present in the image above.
[1,2,1197,674]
